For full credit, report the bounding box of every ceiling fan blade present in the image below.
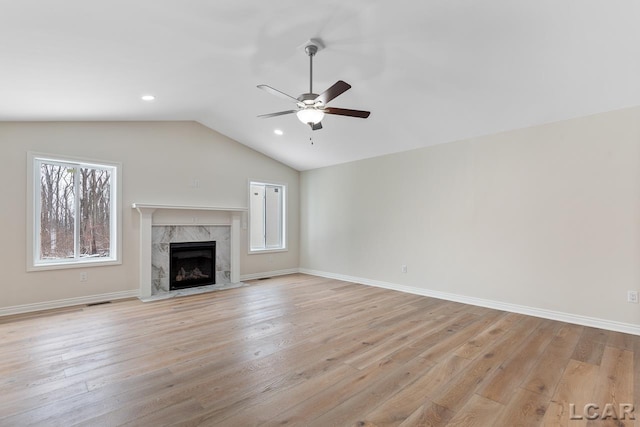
[257,85,300,104]
[315,80,351,105]
[257,110,298,118]
[323,107,371,119]
[311,122,323,131]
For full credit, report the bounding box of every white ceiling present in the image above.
[2,1,639,171]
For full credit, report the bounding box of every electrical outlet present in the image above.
[628,290,638,304]
[80,272,88,282]
[401,265,408,274]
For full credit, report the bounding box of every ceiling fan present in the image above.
[257,39,370,131]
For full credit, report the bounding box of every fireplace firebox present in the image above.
[169,241,216,290]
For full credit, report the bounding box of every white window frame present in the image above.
[26,152,122,271]
[248,180,287,254]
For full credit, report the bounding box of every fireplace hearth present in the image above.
[170,241,216,290]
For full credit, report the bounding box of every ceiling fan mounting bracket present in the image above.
[299,38,324,56]
[305,45,318,57]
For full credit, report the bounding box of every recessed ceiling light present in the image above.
[141,95,156,101]
[274,129,284,136]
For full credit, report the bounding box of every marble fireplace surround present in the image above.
[133,203,246,299]
[153,226,229,294]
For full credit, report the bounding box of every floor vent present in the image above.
[86,301,112,307]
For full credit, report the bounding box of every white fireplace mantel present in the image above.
[132,203,247,298]
[132,203,246,213]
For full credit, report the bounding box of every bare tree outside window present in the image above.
[79,167,111,257]
[39,164,75,259]
[38,161,113,262]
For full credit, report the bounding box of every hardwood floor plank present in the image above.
[542,359,600,426]
[416,309,505,364]
[396,402,454,427]
[195,363,359,426]
[429,315,542,413]
[82,397,205,427]
[357,353,470,426]
[0,274,637,426]
[607,331,636,351]
[587,345,634,426]
[453,312,520,360]
[343,307,462,370]
[304,356,437,427]
[493,387,549,426]
[445,393,504,427]
[261,358,403,426]
[0,368,178,426]
[477,319,560,404]
[0,379,88,420]
[571,326,608,365]
[386,312,482,364]
[521,323,583,397]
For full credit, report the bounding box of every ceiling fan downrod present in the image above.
[305,44,318,95]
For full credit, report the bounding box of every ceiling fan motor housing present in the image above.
[297,93,321,105]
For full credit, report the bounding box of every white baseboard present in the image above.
[240,268,301,281]
[5,270,639,336]
[299,268,640,336]
[0,290,139,317]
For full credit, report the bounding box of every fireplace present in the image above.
[169,241,216,290]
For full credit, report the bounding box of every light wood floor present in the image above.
[0,274,638,426]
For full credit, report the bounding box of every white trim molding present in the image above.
[240,268,300,281]
[132,203,246,212]
[0,290,139,318]
[299,268,640,336]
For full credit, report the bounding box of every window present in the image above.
[28,153,121,270]
[249,181,286,252]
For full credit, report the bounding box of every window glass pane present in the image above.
[250,184,266,250]
[79,167,111,258]
[39,163,76,260]
[265,185,282,248]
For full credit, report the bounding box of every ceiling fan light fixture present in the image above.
[297,108,324,124]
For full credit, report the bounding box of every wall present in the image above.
[300,107,640,330]
[0,121,299,311]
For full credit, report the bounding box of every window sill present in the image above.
[248,248,288,255]
[27,258,122,272]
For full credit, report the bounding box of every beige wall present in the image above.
[300,107,640,327]
[0,121,299,310]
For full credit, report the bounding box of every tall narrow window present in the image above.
[28,153,120,269]
[249,181,286,252]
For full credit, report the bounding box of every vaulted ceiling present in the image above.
[2,1,639,170]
